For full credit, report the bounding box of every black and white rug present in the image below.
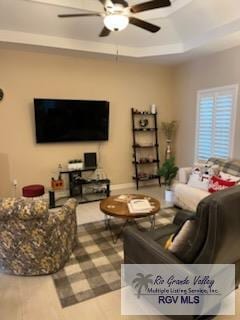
[52,207,176,308]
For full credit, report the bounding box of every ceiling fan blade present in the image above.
[129,17,160,33]
[99,27,111,37]
[98,0,107,5]
[111,0,128,7]
[58,13,101,18]
[131,0,171,13]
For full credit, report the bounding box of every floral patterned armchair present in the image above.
[0,197,77,275]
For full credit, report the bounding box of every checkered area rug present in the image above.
[52,207,176,308]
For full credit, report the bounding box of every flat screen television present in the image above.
[34,99,109,143]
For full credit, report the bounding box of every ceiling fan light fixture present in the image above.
[104,14,129,32]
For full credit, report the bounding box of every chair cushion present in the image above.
[174,183,209,212]
[147,224,178,247]
[22,185,45,197]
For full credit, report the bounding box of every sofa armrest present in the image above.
[173,209,196,226]
[47,198,78,252]
[124,226,182,265]
[178,167,192,184]
[47,198,77,226]
[123,226,195,284]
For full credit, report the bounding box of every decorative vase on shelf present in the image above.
[161,121,177,160]
[150,104,156,114]
[165,139,172,160]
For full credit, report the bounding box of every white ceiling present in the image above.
[1,0,240,63]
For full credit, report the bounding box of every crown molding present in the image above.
[0,29,184,57]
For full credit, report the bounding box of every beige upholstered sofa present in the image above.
[0,197,77,275]
[174,157,240,212]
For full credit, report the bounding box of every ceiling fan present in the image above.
[58,0,171,37]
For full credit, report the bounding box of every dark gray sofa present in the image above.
[124,186,240,319]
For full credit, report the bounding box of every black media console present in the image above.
[49,167,110,208]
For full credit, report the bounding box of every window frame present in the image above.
[195,84,239,162]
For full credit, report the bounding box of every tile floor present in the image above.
[0,185,239,320]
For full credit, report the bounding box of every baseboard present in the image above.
[110,181,159,190]
[110,182,135,190]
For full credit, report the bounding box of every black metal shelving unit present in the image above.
[49,167,110,208]
[131,108,161,189]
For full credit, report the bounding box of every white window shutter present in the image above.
[196,93,214,161]
[195,86,238,161]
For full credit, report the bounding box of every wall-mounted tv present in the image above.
[34,99,109,143]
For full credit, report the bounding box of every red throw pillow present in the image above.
[208,176,236,193]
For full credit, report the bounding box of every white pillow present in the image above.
[219,171,240,182]
[187,173,209,191]
[192,164,219,178]
[169,219,196,253]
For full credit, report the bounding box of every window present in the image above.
[195,85,238,161]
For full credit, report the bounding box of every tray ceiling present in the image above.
[0,0,240,62]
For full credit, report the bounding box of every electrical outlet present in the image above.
[13,179,18,186]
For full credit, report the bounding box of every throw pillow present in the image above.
[208,176,236,193]
[192,163,205,175]
[201,164,220,180]
[191,163,220,181]
[187,173,209,191]
[167,218,197,259]
[164,234,174,250]
[219,171,240,183]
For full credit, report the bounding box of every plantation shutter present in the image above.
[195,86,238,161]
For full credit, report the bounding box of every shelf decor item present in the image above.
[49,166,110,208]
[161,121,177,160]
[68,159,83,170]
[0,88,4,101]
[51,178,64,190]
[158,157,178,202]
[139,118,148,128]
[131,108,161,189]
[150,104,156,114]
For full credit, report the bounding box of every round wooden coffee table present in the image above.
[100,194,160,242]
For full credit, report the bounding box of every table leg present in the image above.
[104,214,110,230]
[107,218,132,244]
[105,215,156,244]
[149,215,156,230]
[49,190,55,209]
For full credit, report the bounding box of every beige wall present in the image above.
[0,153,11,197]
[174,46,240,167]
[0,47,174,197]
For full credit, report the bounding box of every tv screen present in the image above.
[34,99,109,143]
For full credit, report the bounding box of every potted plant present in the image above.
[158,157,178,202]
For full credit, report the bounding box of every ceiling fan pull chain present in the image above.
[115,47,119,63]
